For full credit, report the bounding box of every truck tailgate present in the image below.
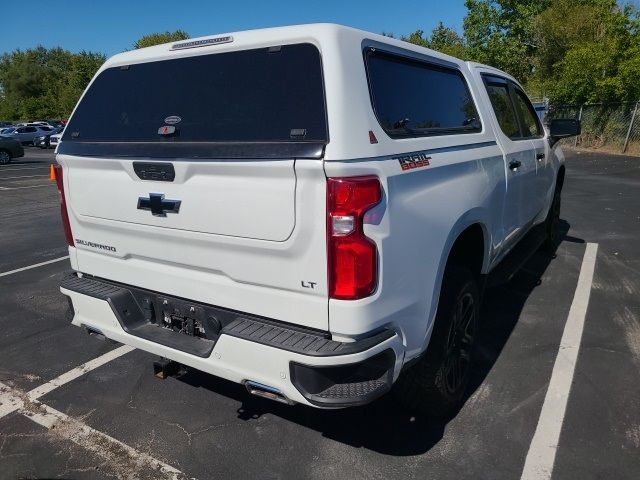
[60,155,329,330]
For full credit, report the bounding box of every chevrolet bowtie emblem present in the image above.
[137,193,181,217]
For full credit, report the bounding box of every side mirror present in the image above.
[549,118,581,143]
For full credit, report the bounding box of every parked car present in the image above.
[16,122,52,129]
[36,121,55,128]
[0,136,25,164]
[4,125,54,145]
[0,127,16,135]
[49,131,63,149]
[33,127,64,148]
[45,119,65,128]
[57,24,580,415]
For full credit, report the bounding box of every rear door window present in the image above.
[512,89,543,138]
[62,43,327,158]
[364,49,481,138]
[482,75,521,139]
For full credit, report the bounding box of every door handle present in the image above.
[536,153,545,161]
[509,160,522,171]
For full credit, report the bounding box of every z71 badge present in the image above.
[396,153,432,171]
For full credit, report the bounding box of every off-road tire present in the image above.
[393,266,479,417]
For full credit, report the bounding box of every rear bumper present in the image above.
[60,273,404,408]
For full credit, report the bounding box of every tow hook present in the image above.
[153,357,187,379]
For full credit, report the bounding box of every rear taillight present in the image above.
[54,164,74,246]
[327,176,382,300]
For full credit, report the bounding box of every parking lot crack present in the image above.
[158,418,231,446]
[0,382,184,479]
[159,419,193,445]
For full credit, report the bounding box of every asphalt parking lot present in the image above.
[0,147,638,480]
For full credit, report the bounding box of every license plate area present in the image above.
[151,295,222,340]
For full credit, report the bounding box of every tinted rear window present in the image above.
[364,49,481,138]
[483,80,520,139]
[63,43,327,145]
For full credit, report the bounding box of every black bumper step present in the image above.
[61,274,216,357]
[61,274,394,359]
[223,317,394,357]
[290,349,396,407]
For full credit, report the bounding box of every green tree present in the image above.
[133,30,190,49]
[397,0,639,104]
[0,47,104,120]
[59,51,106,115]
[429,22,467,58]
[463,0,551,82]
[534,0,638,103]
[402,22,467,58]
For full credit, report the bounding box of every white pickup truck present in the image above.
[57,24,580,415]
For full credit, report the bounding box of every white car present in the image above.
[56,24,579,414]
[49,132,62,150]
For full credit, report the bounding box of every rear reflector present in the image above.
[327,176,382,300]
[54,164,74,247]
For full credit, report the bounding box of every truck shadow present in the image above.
[178,220,580,456]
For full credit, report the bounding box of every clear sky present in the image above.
[1,0,467,57]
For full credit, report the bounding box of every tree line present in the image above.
[1,1,638,121]
[0,31,188,121]
[395,0,640,104]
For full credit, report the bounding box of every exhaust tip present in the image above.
[83,325,106,341]
[245,381,293,405]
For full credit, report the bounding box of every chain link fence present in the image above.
[546,101,640,156]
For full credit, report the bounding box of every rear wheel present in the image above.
[394,266,479,417]
[0,150,11,165]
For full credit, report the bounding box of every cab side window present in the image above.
[365,49,482,138]
[483,76,520,139]
[512,89,543,138]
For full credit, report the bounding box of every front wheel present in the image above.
[393,266,479,417]
[0,150,11,165]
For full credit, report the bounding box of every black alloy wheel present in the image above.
[393,266,479,417]
[443,291,476,395]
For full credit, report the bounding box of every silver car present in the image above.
[5,125,54,145]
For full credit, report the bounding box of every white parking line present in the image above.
[0,346,134,420]
[0,345,182,477]
[0,382,182,479]
[0,166,51,172]
[520,242,599,480]
[28,345,135,400]
[0,382,23,418]
[0,184,55,191]
[0,174,49,180]
[0,256,69,278]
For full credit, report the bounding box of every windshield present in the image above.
[63,43,327,148]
